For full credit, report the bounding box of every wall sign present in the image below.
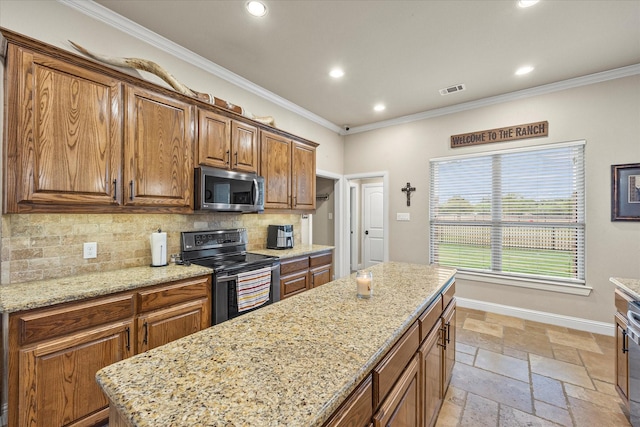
[451,121,548,148]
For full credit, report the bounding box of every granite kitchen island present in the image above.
[97,262,456,426]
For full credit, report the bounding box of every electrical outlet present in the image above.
[83,242,97,259]
[397,213,411,221]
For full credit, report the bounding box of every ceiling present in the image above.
[90,0,640,131]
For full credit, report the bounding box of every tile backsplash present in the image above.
[0,213,301,285]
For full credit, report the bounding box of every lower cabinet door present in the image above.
[137,298,209,353]
[19,320,133,427]
[442,300,456,393]
[420,323,443,427]
[281,271,310,299]
[373,355,420,427]
[616,312,629,402]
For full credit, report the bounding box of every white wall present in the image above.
[344,75,640,324]
[0,0,344,175]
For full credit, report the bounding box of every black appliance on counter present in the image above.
[266,224,294,249]
[181,228,280,325]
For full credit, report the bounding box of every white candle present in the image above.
[356,271,372,298]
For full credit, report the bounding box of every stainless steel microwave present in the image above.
[194,166,264,213]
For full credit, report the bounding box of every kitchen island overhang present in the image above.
[97,262,456,426]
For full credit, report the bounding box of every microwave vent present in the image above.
[439,84,466,96]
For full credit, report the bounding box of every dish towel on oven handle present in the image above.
[236,266,272,312]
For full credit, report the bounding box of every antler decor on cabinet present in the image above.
[69,41,275,127]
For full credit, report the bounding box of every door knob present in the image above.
[365,230,369,235]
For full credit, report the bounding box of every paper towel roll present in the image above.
[150,230,167,267]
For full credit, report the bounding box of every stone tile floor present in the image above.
[435,307,630,427]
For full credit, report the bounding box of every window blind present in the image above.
[429,141,585,284]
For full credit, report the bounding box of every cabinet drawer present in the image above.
[323,375,372,427]
[616,288,635,315]
[310,251,332,268]
[442,281,456,311]
[17,294,135,345]
[281,271,309,299]
[373,322,419,408]
[138,276,210,313]
[280,256,309,275]
[419,295,442,342]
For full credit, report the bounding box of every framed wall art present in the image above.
[612,163,640,221]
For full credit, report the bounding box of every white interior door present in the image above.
[350,184,358,271]
[363,183,384,267]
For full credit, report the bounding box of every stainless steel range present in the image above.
[180,228,280,325]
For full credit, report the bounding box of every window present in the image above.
[429,141,585,285]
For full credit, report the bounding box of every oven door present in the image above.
[212,263,280,325]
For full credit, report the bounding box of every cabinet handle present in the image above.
[125,326,130,351]
[445,321,451,344]
[143,322,148,345]
[293,196,297,207]
[129,180,134,200]
[234,151,238,166]
[112,179,117,200]
[623,329,629,354]
[226,150,230,165]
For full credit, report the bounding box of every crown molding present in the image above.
[60,1,639,137]
[344,63,640,135]
[59,0,343,134]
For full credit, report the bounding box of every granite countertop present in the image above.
[250,244,334,259]
[611,277,640,300]
[0,264,213,313]
[97,262,456,427]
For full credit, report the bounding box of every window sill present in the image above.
[457,271,592,296]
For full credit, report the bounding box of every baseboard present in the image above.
[456,297,615,337]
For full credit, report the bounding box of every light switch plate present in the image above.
[83,242,97,259]
[396,213,410,221]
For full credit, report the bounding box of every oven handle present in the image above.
[216,263,278,283]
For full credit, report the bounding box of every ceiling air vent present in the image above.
[439,84,466,96]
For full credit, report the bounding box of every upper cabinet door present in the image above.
[124,85,194,209]
[260,130,292,209]
[197,109,232,169]
[292,140,316,210]
[4,45,123,212]
[231,121,259,173]
[197,108,258,173]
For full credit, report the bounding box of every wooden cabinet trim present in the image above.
[137,276,211,313]
[419,295,443,343]
[442,281,456,312]
[373,355,420,427]
[18,293,135,346]
[373,321,420,409]
[323,375,372,427]
[280,256,310,275]
[309,251,333,268]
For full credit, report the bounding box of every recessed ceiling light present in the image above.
[374,104,386,112]
[518,0,539,8]
[329,68,344,78]
[246,1,267,17]
[515,65,535,75]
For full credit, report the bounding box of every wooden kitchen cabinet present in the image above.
[279,250,333,299]
[419,300,444,427]
[3,43,123,212]
[124,85,194,210]
[136,276,211,353]
[7,275,211,427]
[441,298,456,393]
[197,108,259,173]
[323,375,373,427]
[260,130,317,211]
[615,288,633,404]
[310,251,333,288]
[8,294,135,427]
[373,355,420,427]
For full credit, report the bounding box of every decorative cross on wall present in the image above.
[401,182,416,206]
